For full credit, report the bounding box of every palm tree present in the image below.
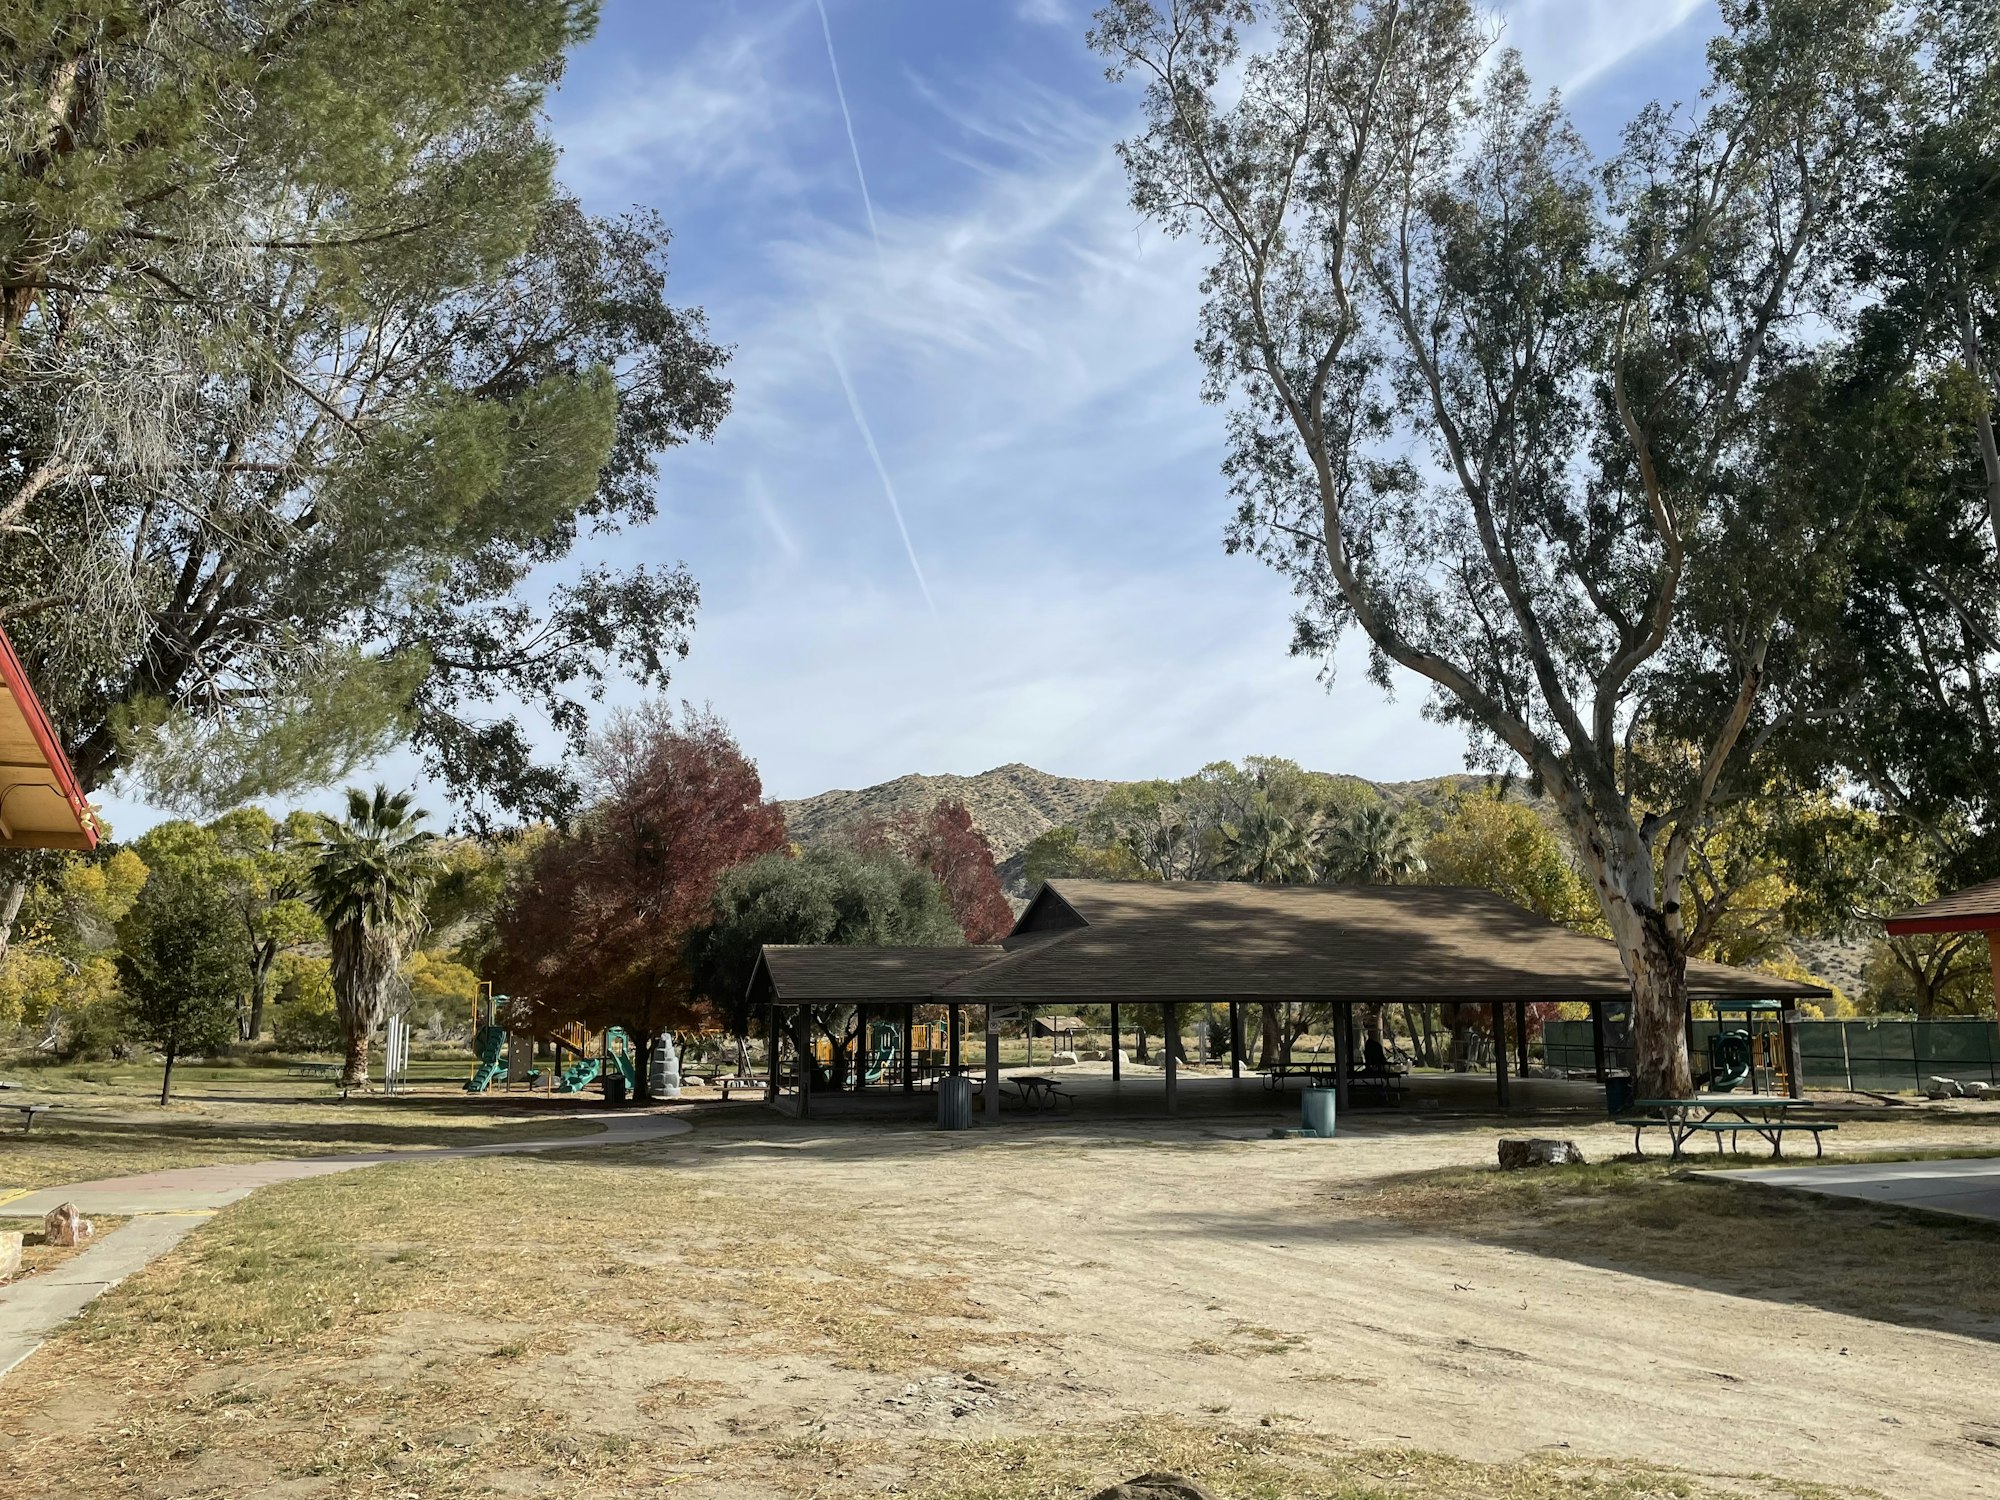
[1319,803,1427,885]
[1215,793,1315,884]
[307,786,438,1087]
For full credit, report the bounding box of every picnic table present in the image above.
[1622,1094,1837,1159]
[1009,1074,1071,1111]
[4,1102,53,1131]
[289,1062,341,1081]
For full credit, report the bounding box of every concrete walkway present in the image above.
[0,1109,691,1379]
[1703,1156,2000,1224]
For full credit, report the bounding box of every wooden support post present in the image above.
[1110,1003,1121,1082]
[766,1003,779,1102]
[948,1003,962,1075]
[855,1003,867,1091]
[985,1006,1002,1120]
[1229,1000,1242,1080]
[1514,999,1529,1078]
[1334,1001,1352,1114]
[1492,1000,1510,1108]
[1590,999,1607,1084]
[1163,1001,1178,1115]
[796,1007,814,1120]
[1782,1007,1805,1099]
[901,1002,915,1093]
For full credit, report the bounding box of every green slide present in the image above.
[862,1020,900,1085]
[464,1024,508,1093]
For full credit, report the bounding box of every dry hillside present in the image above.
[776,761,1511,894]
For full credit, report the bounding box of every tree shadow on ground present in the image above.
[1323,1157,2000,1345]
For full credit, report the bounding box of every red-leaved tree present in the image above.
[491,704,787,1098]
[854,799,1014,944]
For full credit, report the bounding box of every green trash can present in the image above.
[937,1075,973,1130]
[1604,1075,1634,1116]
[603,1073,628,1107]
[1301,1087,1336,1138]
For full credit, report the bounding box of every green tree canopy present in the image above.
[695,845,964,1037]
[116,866,244,1104]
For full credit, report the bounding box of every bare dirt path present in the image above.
[660,1111,2000,1497]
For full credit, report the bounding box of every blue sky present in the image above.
[101,0,1723,832]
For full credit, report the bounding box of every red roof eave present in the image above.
[0,627,97,849]
[1882,913,2000,936]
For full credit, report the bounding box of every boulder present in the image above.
[1050,1051,1079,1068]
[1089,1475,1222,1500]
[0,1230,21,1280]
[43,1202,93,1248]
[1497,1137,1585,1169]
[1927,1076,1965,1100]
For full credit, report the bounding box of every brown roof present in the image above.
[1883,877,2000,935]
[752,945,1003,1003]
[935,880,1824,1003]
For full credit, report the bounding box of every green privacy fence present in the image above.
[1541,1017,2000,1094]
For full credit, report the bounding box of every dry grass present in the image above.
[4,1213,128,1285]
[1356,1156,2000,1332]
[0,1151,1886,1500]
[0,1084,601,1195]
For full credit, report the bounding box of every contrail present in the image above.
[813,0,882,258]
[820,315,935,614]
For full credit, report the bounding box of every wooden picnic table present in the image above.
[1009,1075,1070,1110]
[1624,1094,1837,1159]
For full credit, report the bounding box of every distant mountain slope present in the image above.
[776,761,1506,896]
[779,763,1118,870]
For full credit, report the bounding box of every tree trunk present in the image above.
[159,1044,178,1106]
[1625,926,1694,1099]
[1258,1001,1280,1069]
[1133,1026,1151,1063]
[244,942,276,1042]
[342,1021,370,1089]
[0,878,26,965]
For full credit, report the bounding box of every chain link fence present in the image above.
[1543,1016,2000,1093]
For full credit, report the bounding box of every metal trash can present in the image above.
[937,1074,973,1130]
[1301,1086,1336,1138]
[1603,1074,1634,1116]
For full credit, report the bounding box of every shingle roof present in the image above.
[752,945,1004,1002]
[934,880,1824,1003]
[1883,877,2000,935]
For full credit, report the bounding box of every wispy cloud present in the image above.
[1016,0,1075,27]
[1495,0,1711,96]
[817,312,935,613]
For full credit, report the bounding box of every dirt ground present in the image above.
[5,1103,2000,1498]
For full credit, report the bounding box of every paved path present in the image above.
[0,1110,690,1379]
[1703,1156,2000,1224]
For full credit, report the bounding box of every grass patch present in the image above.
[0,1087,603,1194]
[1360,1156,2000,1332]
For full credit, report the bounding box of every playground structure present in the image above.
[811,1018,949,1089]
[462,984,644,1098]
[1704,999,1792,1095]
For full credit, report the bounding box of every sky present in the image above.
[99,0,1724,832]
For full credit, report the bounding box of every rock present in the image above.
[1927,1076,1964,1099]
[43,1202,92,1248]
[1963,1081,1991,1099]
[1050,1051,1079,1068]
[1089,1475,1223,1500]
[1497,1137,1585,1169]
[0,1230,21,1280]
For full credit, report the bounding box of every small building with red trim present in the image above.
[0,626,97,849]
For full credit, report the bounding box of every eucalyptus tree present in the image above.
[1091,0,1901,1095]
[306,786,438,1088]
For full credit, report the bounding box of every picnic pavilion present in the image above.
[1885,881,2000,1046]
[747,879,1826,1119]
[0,625,96,851]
